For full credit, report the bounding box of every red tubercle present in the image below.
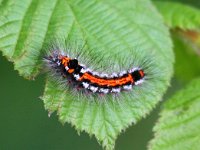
[139,70,145,78]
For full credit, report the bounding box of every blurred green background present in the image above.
[0,53,161,150]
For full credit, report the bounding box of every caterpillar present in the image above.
[44,50,145,94]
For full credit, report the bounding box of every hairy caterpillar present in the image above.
[44,48,145,95]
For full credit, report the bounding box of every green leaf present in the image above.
[149,78,200,150]
[0,0,174,149]
[153,1,200,31]
[172,32,200,83]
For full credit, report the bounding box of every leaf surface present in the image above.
[149,78,200,150]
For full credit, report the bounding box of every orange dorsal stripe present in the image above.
[79,73,134,87]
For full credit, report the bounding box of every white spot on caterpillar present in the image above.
[135,79,144,85]
[119,71,127,76]
[80,64,86,67]
[89,86,98,93]
[110,72,118,78]
[111,88,121,93]
[86,68,92,73]
[82,82,89,88]
[92,71,100,76]
[123,85,132,90]
[57,61,61,66]
[99,73,108,78]
[99,88,109,94]
[129,67,139,73]
[80,68,86,73]
[73,74,80,80]
[65,66,69,71]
